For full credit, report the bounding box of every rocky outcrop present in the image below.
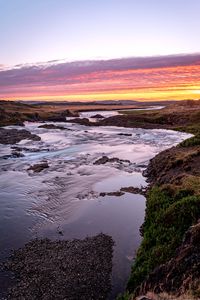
[11,146,48,153]
[120,186,146,196]
[0,128,41,145]
[90,114,104,119]
[67,117,93,126]
[38,124,71,130]
[99,186,146,197]
[118,133,132,136]
[94,156,130,165]
[100,191,125,197]
[27,162,49,173]
[144,145,200,186]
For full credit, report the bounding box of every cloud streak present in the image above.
[1,54,200,101]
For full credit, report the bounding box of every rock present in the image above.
[11,146,49,153]
[137,164,147,168]
[90,114,104,119]
[1,150,25,159]
[0,128,41,145]
[99,191,125,197]
[68,118,93,126]
[94,156,110,165]
[43,115,67,122]
[28,162,49,173]
[94,156,130,165]
[38,124,71,130]
[120,186,146,196]
[11,146,23,152]
[11,151,24,158]
[118,133,132,136]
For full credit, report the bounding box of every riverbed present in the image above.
[0,114,191,299]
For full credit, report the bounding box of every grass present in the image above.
[117,105,200,299]
[98,103,200,299]
[119,109,156,115]
[127,187,200,294]
[181,175,200,195]
[179,134,200,147]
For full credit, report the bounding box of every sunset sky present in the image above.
[1,0,200,102]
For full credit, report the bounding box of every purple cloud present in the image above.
[0,53,200,88]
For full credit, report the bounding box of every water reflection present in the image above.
[0,121,191,298]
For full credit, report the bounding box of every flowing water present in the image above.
[0,114,191,299]
[79,106,165,122]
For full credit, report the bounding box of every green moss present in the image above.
[127,187,200,293]
[180,135,200,147]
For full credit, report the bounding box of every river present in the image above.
[0,111,191,299]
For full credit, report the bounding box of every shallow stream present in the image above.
[0,113,191,298]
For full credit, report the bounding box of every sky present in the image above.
[0,0,200,102]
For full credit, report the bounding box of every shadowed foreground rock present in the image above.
[4,234,114,300]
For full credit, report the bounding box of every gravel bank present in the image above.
[4,234,114,300]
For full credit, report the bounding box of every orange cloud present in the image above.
[0,54,200,101]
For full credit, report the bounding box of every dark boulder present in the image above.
[90,114,104,119]
[0,128,41,145]
[28,162,49,173]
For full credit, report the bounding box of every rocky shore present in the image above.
[3,234,114,300]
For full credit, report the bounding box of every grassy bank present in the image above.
[127,188,200,291]
[118,102,200,299]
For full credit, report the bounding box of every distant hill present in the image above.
[17,99,178,106]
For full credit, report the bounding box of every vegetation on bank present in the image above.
[179,134,200,147]
[118,102,200,299]
[119,171,200,299]
[127,188,200,291]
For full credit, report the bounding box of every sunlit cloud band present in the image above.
[1,54,200,101]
